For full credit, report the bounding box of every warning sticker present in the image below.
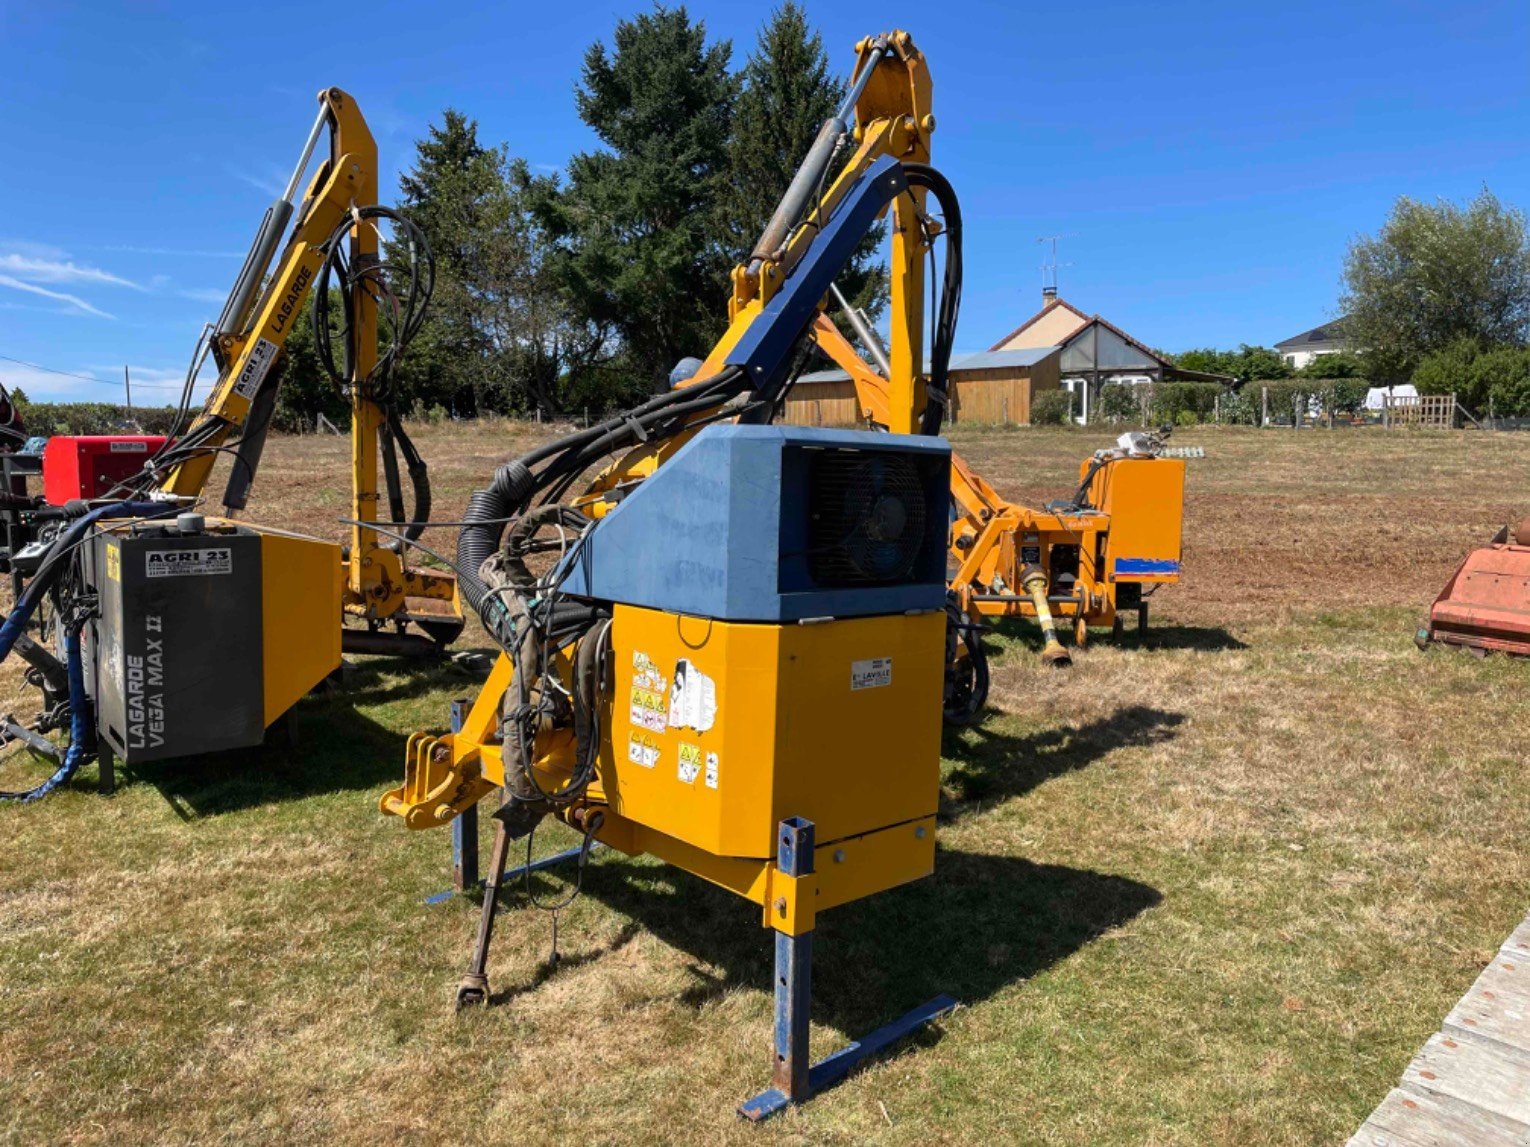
[668,658,717,732]
[105,544,120,583]
[146,547,232,578]
[108,440,148,453]
[627,732,660,769]
[705,751,719,790]
[233,337,280,400]
[851,657,893,691]
[628,650,669,732]
[629,687,668,733]
[678,742,702,785]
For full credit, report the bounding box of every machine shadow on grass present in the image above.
[120,652,490,819]
[940,703,1185,815]
[484,703,1172,1039]
[508,846,1160,1044]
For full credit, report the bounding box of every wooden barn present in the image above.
[992,289,1231,420]
[784,346,1062,428]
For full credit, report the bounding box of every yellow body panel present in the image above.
[1090,457,1186,584]
[604,604,944,860]
[381,604,945,922]
[258,528,343,724]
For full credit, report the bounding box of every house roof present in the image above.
[1275,318,1349,349]
[988,298,1091,350]
[795,346,1060,387]
[993,296,1234,383]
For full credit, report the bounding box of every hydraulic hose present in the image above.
[456,367,749,643]
[388,412,431,543]
[0,625,93,803]
[0,500,166,802]
[901,164,963,438]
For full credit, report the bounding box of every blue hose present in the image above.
[0,500,169,802]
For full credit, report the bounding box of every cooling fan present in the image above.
[808,451,930,584]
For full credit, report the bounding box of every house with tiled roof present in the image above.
[991,288,1231,422]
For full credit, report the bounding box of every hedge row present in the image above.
[12,401,184,438]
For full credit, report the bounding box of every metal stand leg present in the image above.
[773,818,814,1101]
[449,701,478,894]
[739,817,958,1121]
[1138,600,1149,636]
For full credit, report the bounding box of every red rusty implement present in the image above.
[1419,519,1530,657]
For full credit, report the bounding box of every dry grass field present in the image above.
[0,422,1526,1144]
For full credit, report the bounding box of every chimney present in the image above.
[1042,285,1058,307]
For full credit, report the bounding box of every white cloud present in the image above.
[0,239,68,260]
[102,244,243,258]
[0,252,142,290]
[179,288,228,304]
[227,166,286,197]
[0,275,114,319]
[89,363,203,388]
[0,360,115,400]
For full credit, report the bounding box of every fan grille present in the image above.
[807,450,929,586]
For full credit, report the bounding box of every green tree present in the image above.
[393,112,612,416]
[545,6,738,391]
[722,3,885,322]
[1296,351,1367,380]
[1412,336,1481,404]
[270,290,349,432]
[392,109,506,414]
[1416,339,1530,415]
[1341,189,1530,379]
[1173,344,1290,381]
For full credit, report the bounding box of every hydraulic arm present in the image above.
[125,88,462,652]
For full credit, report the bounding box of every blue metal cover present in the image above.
[556,424,951,622]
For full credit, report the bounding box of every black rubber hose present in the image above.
[388,411,431,543]
[902,164,963,438]
[456,367,747,637]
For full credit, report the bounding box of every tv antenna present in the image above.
[1037,233,1075,297]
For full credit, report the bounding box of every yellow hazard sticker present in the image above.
[678,742,703,784]
[105,543,120,582]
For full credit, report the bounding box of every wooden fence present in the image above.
[1383,392,1457,429]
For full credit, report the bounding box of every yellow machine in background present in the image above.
[383,30,965,1119]
[812,312,1191,718]
[0,89,462,800]
[132,87,462,655]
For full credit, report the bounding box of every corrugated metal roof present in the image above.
[952,347,1058,370]
[794,346,1060,386]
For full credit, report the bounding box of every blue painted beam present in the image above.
[738,994,959,1121]
[724,155,908,396]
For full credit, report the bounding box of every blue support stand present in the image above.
[738,816,958,1122]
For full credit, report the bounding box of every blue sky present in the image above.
[0,0,1526,402]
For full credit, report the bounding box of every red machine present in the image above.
[1417,517,1530,657]
[41,436,167,505]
